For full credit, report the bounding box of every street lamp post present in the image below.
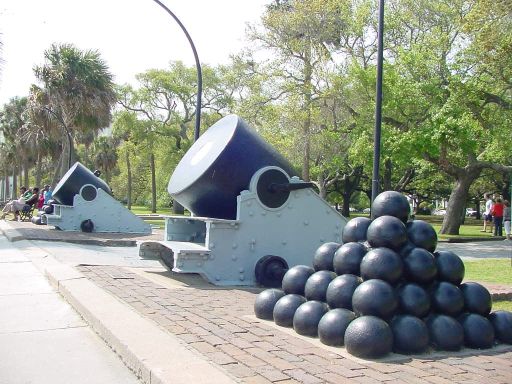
[151,0,203,141]
[371,0,385,204]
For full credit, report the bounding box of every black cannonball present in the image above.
[318,308,356,346]
[488,311,512,344]
[342,217,372,243]
[44,204,54,214]
[460,282,492,316]
[345,316,393,358]
[431,282,464,316]
[367,216,408,251]
[360,247,403,284]
[406,220,438,252]
[254,289,286,320]
[352,279,397,319]
[313,242,341,272]
[326,274,362,310]
[333,242,367,275]
[397,283,431,318]
[390,315,429,354]
[371,191,410,223]
[293,300,329,337]
[304,270,337,302]
[273,294,307,327]
[80,219,94,233]
[282,265,315,295]
[426,314,464,351]
[31,216,43,225]
[459,313,495,349]
[434,250,465,285]
[403,248,437,284]
[399,241,416,258]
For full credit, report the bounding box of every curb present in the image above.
[0,220,25,241]
[440,237,508,243]
[18,241,236,384]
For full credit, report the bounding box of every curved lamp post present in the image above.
[371,0,385,204]
[151,0,203,141]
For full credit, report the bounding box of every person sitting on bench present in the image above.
[1,186,31,220]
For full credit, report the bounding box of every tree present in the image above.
[377,0,512,234]
[33,43,116,178]
[92,136,118,183]
[0,97,29,191]
[247,0,346,181]
[116,61,233,212]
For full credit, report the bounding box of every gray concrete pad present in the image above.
[437,240,512,259]
[0,326,141,384]
[0,292,84,333]
[0,237,142,384]
[33,240,162,268]
[0,273,54,295]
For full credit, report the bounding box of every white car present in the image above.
[466,209,477,217]
[433,209,446,216]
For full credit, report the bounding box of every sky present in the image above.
[0,0,269,105]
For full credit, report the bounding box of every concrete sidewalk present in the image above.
[0,237,142,384]
[1,220,511,384]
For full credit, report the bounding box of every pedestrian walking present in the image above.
[491,197,504,237]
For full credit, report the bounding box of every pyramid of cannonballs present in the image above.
[254,191,512,359]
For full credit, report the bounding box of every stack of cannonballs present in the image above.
[254,191,512,359]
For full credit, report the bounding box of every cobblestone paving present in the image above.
[78,265,512,384]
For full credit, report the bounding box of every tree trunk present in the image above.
[173,201,185,215]
[383,158,392,191]
[35,151,42,187]
[316,173,327,199]
[440,171,481,234]
[341,166,363,217]
[150,152,157,214]
[126,150,132,210]
[12,163,17,197]
[4,169,9,200]
[51,153,64,188]
[23,160,29,188]
[59,131,75,179]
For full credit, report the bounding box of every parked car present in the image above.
[433,209,446,216]
[363,208,371,214]
[466,208,477,217]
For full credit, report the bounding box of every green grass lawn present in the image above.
[345,214,494,241]
[463,259,512,285]
[129,205,171,215]
[493,301,512,311]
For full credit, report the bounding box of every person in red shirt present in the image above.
[491,198,504,237]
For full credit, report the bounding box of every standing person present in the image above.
[43,184,53,204]
[503,200,511,241]
[37,188,45,209]
[481,193,494,233]
[40,185,50,206]
[491,197,504,237]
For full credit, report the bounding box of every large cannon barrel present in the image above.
[168,114,297,219]
[52,162,112,206]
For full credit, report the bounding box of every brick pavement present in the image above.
[78,265,512,384]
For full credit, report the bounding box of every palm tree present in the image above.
[33,43,117,178]
[0,97,28,190]
[25,85,64,186]
[92,136,118,184]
